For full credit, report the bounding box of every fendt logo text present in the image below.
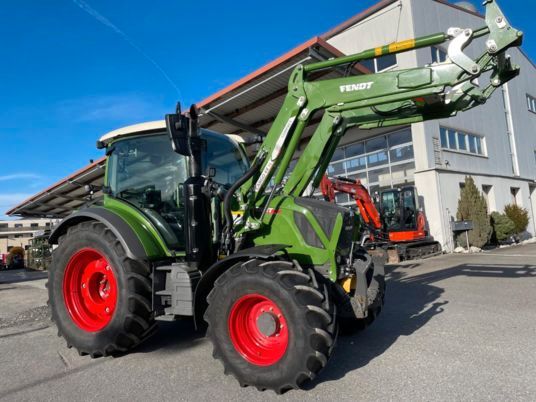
[339,82,374,93]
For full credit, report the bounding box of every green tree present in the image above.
[504,204,529,233]
[490,211,515,243]
[456,176,492,248]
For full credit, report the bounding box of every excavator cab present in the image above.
[380,187,419,233]
[379,186,427,242]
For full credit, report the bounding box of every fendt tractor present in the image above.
[48,1,521,393]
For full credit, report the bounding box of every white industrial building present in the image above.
[0,218,57,254]
[7,0,536,252]
[319,0,536,250]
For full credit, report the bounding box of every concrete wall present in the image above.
[419,170,536,249]
[504,52,536,179]
[327,0,417,68]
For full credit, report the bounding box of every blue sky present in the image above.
[0,0,534,218]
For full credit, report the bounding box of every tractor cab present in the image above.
[100,121,249,251]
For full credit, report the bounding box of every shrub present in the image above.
[455,176,492,248]
[504,204,529,234]
[490,211,515,243]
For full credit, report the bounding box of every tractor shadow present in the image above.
[131,261,535,379]
[307,262,536,389]
[0,268,48,285]
[135,319,205,355]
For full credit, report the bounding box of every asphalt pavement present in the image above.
[1,244,535,401]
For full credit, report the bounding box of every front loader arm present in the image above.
[320,175,383,231]
[233,0,522,236]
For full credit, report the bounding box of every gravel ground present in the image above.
[0,305,49,329]
[0,245,535,401]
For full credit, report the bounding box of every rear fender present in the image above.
[49,207,152,261]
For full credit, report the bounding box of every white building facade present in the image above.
[0,218,57,254]
[320,0,536,251]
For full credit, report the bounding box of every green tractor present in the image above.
[48,1,521,393]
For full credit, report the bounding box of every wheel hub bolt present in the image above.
[105,307,110,314]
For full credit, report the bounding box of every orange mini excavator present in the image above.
[320,175,441,262]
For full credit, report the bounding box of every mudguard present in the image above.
[49,207,147,261]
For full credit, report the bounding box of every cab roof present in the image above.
[98,120,245,146]
[99,120,166,145]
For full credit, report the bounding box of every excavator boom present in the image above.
[320,175,382,231]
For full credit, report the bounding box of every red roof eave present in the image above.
[197,36,366,109]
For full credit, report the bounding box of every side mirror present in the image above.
[166,103,191,156]
[166,113,191,156]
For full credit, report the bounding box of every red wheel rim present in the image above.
[63,248,117,332]
[228,294,288,366]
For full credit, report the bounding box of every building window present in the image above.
[30,223,38,228]
[439,126,485,156]
[431,46,448,63]
[15,234,23,238]
[324,128,415,205]
[361,54,397,73]
[510,187,520,205]
[527,94,536,114]
[14,223,23,228]
[45,222,51,227]
[0,223,7,229]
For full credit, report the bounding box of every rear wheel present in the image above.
[48,221,156,357]
[204,259,337,394]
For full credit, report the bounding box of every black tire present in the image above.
[204,259,337,394]
[48,221,156,357]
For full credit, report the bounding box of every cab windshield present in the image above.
[106,130,249,249]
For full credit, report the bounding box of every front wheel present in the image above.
[204,259,337,393]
